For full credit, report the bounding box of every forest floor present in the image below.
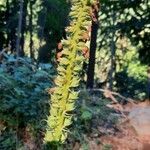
[4,94,149,150]
[85,100,150,150]
[21,95,150,150]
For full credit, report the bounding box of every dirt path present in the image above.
[97,101,150,150]
[88,100,150,150]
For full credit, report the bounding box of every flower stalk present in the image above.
[44,0,98,143]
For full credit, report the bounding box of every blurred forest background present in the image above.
[0,0,150,149]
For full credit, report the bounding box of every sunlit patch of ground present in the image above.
[91,100,150,150]
[72,100,150,150]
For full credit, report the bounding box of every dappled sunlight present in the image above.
[0,0,149,149]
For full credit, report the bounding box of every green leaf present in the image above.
[81,110,92,121]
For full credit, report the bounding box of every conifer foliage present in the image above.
[44,0,97,143]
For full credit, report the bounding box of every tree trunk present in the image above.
[16,0,24,58]
[6,0,10,48]
[108,31,116,90]
[86,2,99,89]
[39,8,47,49]
[29,1,34,59]
[20,0,28,57]
[107,9,116,90]
[9,0,18,53]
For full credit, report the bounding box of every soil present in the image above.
[78,100,150,150]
